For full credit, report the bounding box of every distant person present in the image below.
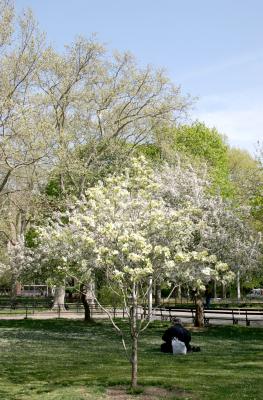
[160,317,200,353]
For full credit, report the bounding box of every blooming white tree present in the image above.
[158,161,261,302]
[10,156,236,387]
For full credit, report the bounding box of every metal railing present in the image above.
[0,303,263,326]
[0,302,128,319]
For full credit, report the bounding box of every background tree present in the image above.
[227,147,263,231]
[154,122,233,198]
[157,160,261,303]
[0,0,192,297]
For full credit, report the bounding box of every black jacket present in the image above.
[162,323,191,350]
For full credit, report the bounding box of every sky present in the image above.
[16,0,263,155]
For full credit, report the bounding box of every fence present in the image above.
[0,303,263,326]
[0,302,129,319]
[153,306,263,326]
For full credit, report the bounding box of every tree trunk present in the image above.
[8,224,26,300]
[213,280,217,299]
[237,269,241,301]
[131,333,138,388]
[15,282,22,296]
[52,286,66,310]
[130,282,138,388]
[11,281,21,299]
[178,284,182,303]
[194,292,204,327]
[147,276,152,320]
[222,283,226,299]
[154,283,162,306]
[80,284,92,322]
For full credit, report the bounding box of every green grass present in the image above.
[0,318,262,400]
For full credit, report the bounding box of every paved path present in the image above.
[0,308,263,327]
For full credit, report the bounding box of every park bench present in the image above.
[152,307,263,327]
[203,308,263,327]
[154,307,196,323]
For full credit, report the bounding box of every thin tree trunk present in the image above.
[147,276,152,320]
[194,292,204,327]
[11,280,21,299]
[80,284,92,322]
[131,282,138,388]
[8,222,26,299]
[222,283,226,299]
[237,269,241,301]
[131,333,138,388]
[178,284,182,303]
[154,283,161,306]
[213,280,217,299]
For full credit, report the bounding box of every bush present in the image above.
[98,285,124,307]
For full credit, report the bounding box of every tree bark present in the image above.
[80,283,92,322]
[194,292,204,327]
[8,225,26,300]
[15,282,22,296]
[154,283,161,306]
[147,276,152,320]
[222,283,226,299]
[178,284,182,303]
[131,282,138,388]
[11,281,22,299]
[237,269,241,301]
[213,280,217,299]
[131,333,138,388]
[52,286,66,310]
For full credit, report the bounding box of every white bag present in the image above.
[172,338,187,355]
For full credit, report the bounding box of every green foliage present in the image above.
[45,139,135,201]
[65,285,80,295]
[157,122,234,198]
[0,269,12,287]
[250,194,263,228]
[175,123,233,196]
[243,271,263,290]
[160,285,172,298]
[98,285,124,307]
[227,147,263,230]
[45,178,62,198]
[25,228,39,248]
[135,144,162,162]
[174,123,227,161]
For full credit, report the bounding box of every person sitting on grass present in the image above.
[160,317,200,353]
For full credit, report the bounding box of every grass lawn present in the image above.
[0,318,262,400]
